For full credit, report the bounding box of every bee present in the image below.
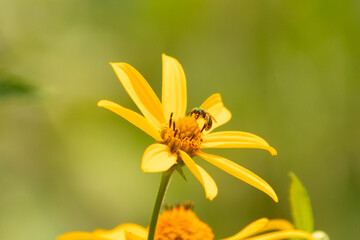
[187,107,217,132]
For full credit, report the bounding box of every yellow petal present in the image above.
[196,151,278,202]
[57,224,145,240]
[141,144,177,172]
[98,100,162,141]
[57,232,107,240]
[124,224,147,240]
[245,230,313,240]
[110,62,165,129]
[204,131,270,145]
[96,224,145,240]
[162,54,187,121]
[125,231,147,240]
[201,131,277,156]
[261,219,294,232]
[200,93,231,133]
[179,150,218,200]
[222,218,270,240]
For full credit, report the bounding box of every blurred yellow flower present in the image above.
[154,204,214,240]
[98,54,278,201]
[58,205,312,240]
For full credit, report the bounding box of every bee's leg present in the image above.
[207,117,213,130]
[201,124,207,132]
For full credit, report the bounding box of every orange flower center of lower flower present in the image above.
[160,115,203,155]
[155,205,214,240]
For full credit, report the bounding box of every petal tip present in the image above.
[141,160,171,173]
[162,53,178,62]
[271,192,279,202]
[141,162,153,173]
[266,183,278,202]
[109,62,117,69]
[110,62,127,68]
[162,53,168,57]
[207,193,217,201]
[97,100,106,107]
[141,166,151,173]
[109,62,121,68]
[141,164,162,173]
[270,147,277,156]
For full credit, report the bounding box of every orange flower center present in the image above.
[160,115,203,155]
[155,205,214,240]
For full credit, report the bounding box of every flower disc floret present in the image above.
[160,116,203,155]
[155,205,214,240]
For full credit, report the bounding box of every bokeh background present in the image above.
[1,0,359,239]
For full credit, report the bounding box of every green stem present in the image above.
[147,168,175,240]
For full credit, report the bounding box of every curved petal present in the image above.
[222,218,270,240]
[245,230,313,240]
[200,93,231,133]
[203,131,270,145]
[196,151,278,202]
[57,232,108,240]
[179,150,218,200]
[110,62,165,129]
[141,144,177,172]
[96,224,145,240]
[261,219,294,232]
[162,54,187,121]
[123,224,147,240]
[57,224,146,240]
[201,131,277,156]
[98,100,162,141]
[125,231,147,240]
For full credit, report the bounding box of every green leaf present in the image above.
[0,71,35,98]
[289,172,314,233]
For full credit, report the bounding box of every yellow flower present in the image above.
[98,54,278,201]
[57,206,313,240]
[154,204,214,240]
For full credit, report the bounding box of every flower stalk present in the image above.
[147,167,175,240]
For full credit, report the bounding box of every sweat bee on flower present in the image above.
[187,107,217,132]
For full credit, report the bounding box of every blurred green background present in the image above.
[1,0,359,239]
